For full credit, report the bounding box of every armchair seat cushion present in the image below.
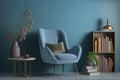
[54,53,77,60]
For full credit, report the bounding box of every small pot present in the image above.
[86,60,94,66]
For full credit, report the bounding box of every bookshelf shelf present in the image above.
[93,52,115,54]
[93,31,115,72]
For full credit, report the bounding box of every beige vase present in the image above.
[10,41,20,58]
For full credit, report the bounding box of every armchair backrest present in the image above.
[38,28,69,51]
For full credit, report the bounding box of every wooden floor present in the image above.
[0,72,120,80]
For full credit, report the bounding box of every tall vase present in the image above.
[10,41,20,58]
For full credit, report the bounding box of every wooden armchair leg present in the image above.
[74,64,78,74]
[53,64,56,75]
[62,64,64,73]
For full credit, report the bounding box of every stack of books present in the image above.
[80,66,100,76]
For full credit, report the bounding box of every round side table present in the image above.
[8,57,36,77]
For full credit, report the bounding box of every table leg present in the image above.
[13,61,16,76]
[18,61,21,75]
[29,61,32,76]
[24,61,27,77]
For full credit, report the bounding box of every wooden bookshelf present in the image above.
[93,31,115,72]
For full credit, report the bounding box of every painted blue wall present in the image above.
[0,0,120,73]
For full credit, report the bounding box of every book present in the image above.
[94,40,98,52]
[97,36,102,52]
[107,57,113,72]
[110,38,114,52]
[80,72,100,76]
[82,68,97,73]
[84,66,97,70]
[81,66,98,73]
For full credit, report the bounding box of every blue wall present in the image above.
[0,0,120,73]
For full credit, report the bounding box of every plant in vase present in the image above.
[6,9,33,58]
[85,51,98,66]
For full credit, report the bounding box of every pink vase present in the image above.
[10,41,20,58]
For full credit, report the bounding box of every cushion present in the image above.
[45,42,65,53]
[54,53,77,60]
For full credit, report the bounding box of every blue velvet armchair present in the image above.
[38,28,82,74]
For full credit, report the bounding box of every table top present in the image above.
[8,57,36,61]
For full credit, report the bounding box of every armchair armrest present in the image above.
[41,47,58,64]
[67,45,82,61]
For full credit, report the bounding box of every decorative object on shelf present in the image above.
[10,41,20,58]
[103,19,113,31]
[85,51,98,66]
[6,9,33,58]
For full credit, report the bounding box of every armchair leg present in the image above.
[62,64,64,73]
[74,64,78,74]
[53,64,56,75]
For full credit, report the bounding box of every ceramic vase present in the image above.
[10,41,20,58]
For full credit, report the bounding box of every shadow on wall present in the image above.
[77,19,103,71]
[20,32,58,73]
[19,32,44,73]
[0,24,13,72]
[77,32,93,71]
[95,19,103,31]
